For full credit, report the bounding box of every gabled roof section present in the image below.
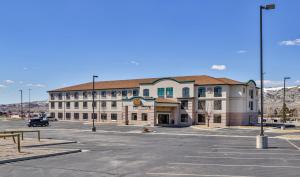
[49,75,243,92]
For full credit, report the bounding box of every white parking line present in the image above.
[184,156,300,161]
[286,139,300,151]
[169,162,300,169]
[195,151,300,155]
[146,173,255,177]
[211,147,296,151]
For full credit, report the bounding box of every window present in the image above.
[181,100,189,109]
[101,113,107,120]
[92,113,97,119]
[213,114,222,123]
[111,113,118,121]
[66,93,70,100]
[50,94,55,100]
[101,101,107,108]
[157,88,165,98]
[74,102,79,109]
[181,114,188,123]
[92,101,97,108]
[83,92,88,99]
[214,86,222,97]
[74,92,79,99]
[249,89,254,99]
[198,87,206,97]
[243,87,246,94]
[83,113,88,120]
[182,87,190,97]
[83,102,88,109]
[111,90,117,97]
[166,87,173,98]
[198,100,206,110]
[51,102,55,109]
[131,113,137,120]
[111,101,117,108]
[143,89,150,97]
[58,102,62,109]
[92,91,97,99]
[214,100,222,110]
[58,113,63,119]
[122,90,128,97]
[66,102,70,109]
[101,91,106,98]
[142,113,148,121]
[133,89,139,96]
[66,113,71,120]
[74,113,79,120]
[249,101,253,110]
[50,112,55,118]
[198,114,206,123]
[58,93,62,100]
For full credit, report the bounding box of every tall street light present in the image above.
[28,88,31,118]
[257,3,275,149]
[19,90,23,118]
[283,77,291,123]
[92,75,98,132]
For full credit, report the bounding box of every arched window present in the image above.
[143,89,150,97]
[182,87,190,97]
[214,86,222,97]
[198,87,206,97]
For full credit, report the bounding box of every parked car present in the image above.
[27,117,49,127]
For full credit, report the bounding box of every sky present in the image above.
[0,0,299,104]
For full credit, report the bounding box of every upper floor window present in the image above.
[50,94,55,100]
[214,100,222,110]
[111,101,117,108]
[214,86,222,97]
[111,90,117,97]
[198,100,206,110]
[66,102,70,109]
[166,87,173,98]
[249,89,254,99]
[50,102,55,109]
[143,89,150,97]
[83,92,88,99]
[249,101,253,110]
[101,101,106,108]
[198,87,206,97]
[122,90,127,97]
[133,89,139,97]
[157,88,165,98]
[74,102,79,109]
[58,102,62,109]
[58,93,62,100]
[181,100,188,110]
[182,87,190,97]
[83,102,88,109]
[66,93,70,100]
[101,91,106,98]
[74,92,79,99]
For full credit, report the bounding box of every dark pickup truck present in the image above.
[27,117,49,127]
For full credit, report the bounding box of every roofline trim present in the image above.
[140,77,195,85]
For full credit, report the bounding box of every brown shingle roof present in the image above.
[49,75,243,92]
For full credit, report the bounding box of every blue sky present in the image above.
[0,0,299,104]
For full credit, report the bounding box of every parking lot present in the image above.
[1,119,300,177]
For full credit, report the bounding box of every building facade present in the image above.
[48,75,258,127]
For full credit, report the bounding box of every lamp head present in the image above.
[265,4,275,10]
[284,77,291,80]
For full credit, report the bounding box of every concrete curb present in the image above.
[0,149,82,165]
[23,141,77,148]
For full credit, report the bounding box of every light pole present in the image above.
[92,75,98,132]
[19,90,23,118]
[283,77,291,123]
[28,88,31,118]
[257,3,275,149]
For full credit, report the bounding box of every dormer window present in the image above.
[182,87,190,98]
[198,87,206,97]
[143,89,150,97]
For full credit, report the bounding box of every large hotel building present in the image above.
[48,75,258,127]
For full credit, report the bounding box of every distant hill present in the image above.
[0,100,48,113]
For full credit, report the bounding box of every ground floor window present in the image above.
[111,113,118,121]
[131,113,137,120]
[66,113,71,120]
[92,113,97,119]
[58,112,63,119]
[101,113,107,120]
[213,114,222,123]
[198,114,205,123]
[74,113,79,120]
[83,113,88,120]
[181,114,188,123]
[142,113,148,121]
[50,112,55,118]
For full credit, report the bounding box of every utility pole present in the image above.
[28,88,31,118]
[283,77,291,123]
[19,90,23,118]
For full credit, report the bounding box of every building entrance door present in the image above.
[158,114,170,125]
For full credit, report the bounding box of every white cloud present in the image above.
[211,65,226,71]
[4,80,14,84]
[279,39,300,46]
[237,50,247,54]
[130,60,139,66]
[256,80,283,87]
[0,84,7,88]
[26,83,46,88]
